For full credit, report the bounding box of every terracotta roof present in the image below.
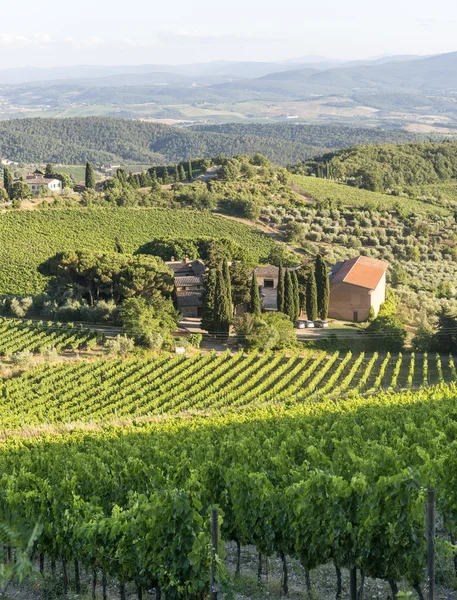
[176,290,204,308]
[330,256,388,290]
[175,276,204,287]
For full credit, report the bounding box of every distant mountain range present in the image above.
[0,52,456,129]
[0,54,430,86]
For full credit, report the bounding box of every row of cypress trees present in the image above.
[277,254,329,321]
[202,258,233,336]
[202,259,265,336]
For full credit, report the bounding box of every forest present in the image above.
[294,140,457,192]
[0,117,420,166]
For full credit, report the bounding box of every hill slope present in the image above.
[0,117,418,165]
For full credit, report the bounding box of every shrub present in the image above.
[10,350,34,367]
[105,335,135,356]
[187,333,203,348]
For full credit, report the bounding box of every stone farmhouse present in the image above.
[166,259,206,317]
[328,256,388,322]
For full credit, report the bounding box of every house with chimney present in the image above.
[328,256,389,322]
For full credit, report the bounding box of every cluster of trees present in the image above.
[201,258,234,337]
[39,250,179,349]
[294,141,457,193]
[0,116,361,166]
[277,255,329,322]
[413,308,457,353]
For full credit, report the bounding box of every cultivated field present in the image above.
[0,350,452,430]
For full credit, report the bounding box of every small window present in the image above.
[264,279,274,288]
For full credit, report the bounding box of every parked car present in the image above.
[314,320,329,328]
[295,320,306,329]
[304,320,315,328]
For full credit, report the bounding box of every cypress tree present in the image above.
[174,166,180,183]
[292,271,300,320]
[284,271,295,321]
[249,272,261,316]
[85,162,96,190]
[222,258,232,316]
[201,268,217,333]
[276,261,285,313]
[315,254,330,320]
[152,169,158,183]
[3,166,13,197]
[306,269,318,321]
[163,168,170,185]
[178,164,186,181]
[188,159,193,181]
[214,269,231,336]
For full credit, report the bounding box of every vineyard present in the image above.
[1,384,457,598]
[0,208,276,295]
[0,318,99,357]
[0,350,454,430]
[290,174,449,215]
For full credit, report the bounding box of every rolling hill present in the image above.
[0,117,418,165]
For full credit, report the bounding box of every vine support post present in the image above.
[349,568,357,600]
[426,488,436,600]
[210,507,219,600]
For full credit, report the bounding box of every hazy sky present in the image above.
[1,0,457,68]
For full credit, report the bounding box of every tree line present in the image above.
[291,140,457,193]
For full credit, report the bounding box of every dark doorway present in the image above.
[353,311,359,322]
[264,279,274,288]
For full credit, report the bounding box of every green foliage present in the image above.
[249,272,261,316]
[85,162,96,190]
[290,174,447,216]
[367,315,407,352]
[105,334,135,356]
[214,269,232,336]
[236,312,296,351]
[187,333,203,348]
[202,268,217,333]
[277,262,285,313]
[2,166,13,197]
[42,250,174,305]
[283,271,294,321]
[222,258,232,314]
[0,522,41,597]
[0,208,276,296]
[0,318,98,356]
[119,295,179,349]
[291,271,300,320]
[10,179,32,201]
[229,262,251,310]
[306,269,318,321]
[314,255,329,320]
[300,141,457,194]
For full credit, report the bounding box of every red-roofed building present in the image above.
[329,256,389,322]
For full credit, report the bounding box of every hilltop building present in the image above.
[328,256,388,322]
[25,175,62,195]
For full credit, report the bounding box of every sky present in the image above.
[1,0,457,68]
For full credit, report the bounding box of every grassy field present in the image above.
[55,165,90,183]
[0,349,451,430]
[290,174,450,215]
[0,207,276,295]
